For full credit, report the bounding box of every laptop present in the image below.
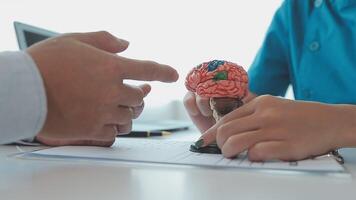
[14,21,58,50]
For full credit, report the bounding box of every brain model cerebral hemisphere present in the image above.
[185,60,249,121]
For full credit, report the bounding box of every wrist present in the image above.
[332,104,356,149]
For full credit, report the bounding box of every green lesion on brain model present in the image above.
[213,71,228,81]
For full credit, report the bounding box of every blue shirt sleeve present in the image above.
[0,51,47,144]
[248,0,291,96]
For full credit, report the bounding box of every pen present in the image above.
[118,131,172,138]
[312,150,344,165]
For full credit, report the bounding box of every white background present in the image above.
[0,0,285,120]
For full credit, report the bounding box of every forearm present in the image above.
[0,51,47,144]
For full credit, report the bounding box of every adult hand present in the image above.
[183,91,256,133]
[28,31,178,146]
[199,95,356,161]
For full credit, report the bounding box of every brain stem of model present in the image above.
[185,60,249,121]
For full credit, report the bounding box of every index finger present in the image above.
[198,123,218,147]
[116,56,179,82]
[199,99,256,147]
[221,99,256,123]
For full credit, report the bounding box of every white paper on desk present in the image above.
[24,138,345,174]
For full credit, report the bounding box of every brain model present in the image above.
[185,60,248,98]
[185,60,249,121]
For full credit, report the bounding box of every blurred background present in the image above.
[0,0,287,121]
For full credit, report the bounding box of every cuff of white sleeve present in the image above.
[0,51,47,144]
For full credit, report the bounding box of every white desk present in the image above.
[1,129,356,200]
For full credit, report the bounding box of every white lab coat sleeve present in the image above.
[0,51,47,144]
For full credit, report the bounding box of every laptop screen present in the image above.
[23,30,52,47]
[14,22,58,50]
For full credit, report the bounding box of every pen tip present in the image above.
[162,131,172,135]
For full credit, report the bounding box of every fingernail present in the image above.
[194,138,204,148]
[117,38,129,45]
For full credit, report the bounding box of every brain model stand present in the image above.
[185,60,248,122]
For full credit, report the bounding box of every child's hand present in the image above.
[199,95,356,161]
[184,91,257,133]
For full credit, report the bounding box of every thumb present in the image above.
[138,84,151,97]
[62,31,129,53]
